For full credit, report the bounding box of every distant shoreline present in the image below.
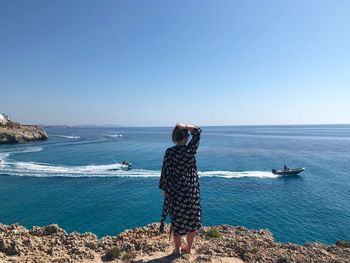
[41,123,350,129]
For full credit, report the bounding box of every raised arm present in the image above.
[176,123,201,154]
[188,126,201,154]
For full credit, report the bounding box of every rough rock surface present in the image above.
[0,223,349,262]
[0,121,48,144]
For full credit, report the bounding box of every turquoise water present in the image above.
[0,125,349,244]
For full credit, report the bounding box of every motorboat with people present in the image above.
[107,130,122,139]
[121,161,132,170]
[107,161,132,171]
[272,165,305,176]
[107,134,122,138]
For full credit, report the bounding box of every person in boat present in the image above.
[284,165,288,171]
[122,161,129,166]
[159,123,202,256]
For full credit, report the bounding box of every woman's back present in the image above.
[159,125,202,240]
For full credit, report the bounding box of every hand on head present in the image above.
[175,123,198,132]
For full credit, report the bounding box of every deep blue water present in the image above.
[0,125,349,244]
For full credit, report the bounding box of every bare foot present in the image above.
[181,245,191,254]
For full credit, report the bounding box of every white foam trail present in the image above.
[0,147,43,159]
[13,162,128,174]
[0,148,277,179]
[199,170,279,179]
[1,161,158,178]
[0,152,10,161]
[0,147,43,168]
[18,147,43,153]
[0,158,278,179]
[0,153,10,165]
[52,135,80,139]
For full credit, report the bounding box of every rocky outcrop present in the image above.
[0,121,48,144]
[0,223,349,263]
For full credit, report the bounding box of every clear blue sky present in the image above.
[1,0,349,126]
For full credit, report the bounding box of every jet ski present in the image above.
[272,167,305,176]
[121,161,132,170]
[107,161,132,171]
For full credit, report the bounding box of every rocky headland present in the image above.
[0,121,48,144]
[0,223,349,263]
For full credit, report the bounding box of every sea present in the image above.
[0,125,349,244]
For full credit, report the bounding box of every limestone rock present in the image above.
[0,121,48,144]
[0,223,349,262]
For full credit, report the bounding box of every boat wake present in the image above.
[0,148,278,178]
[200,170,279,179]
[1,162,277,179]
[0,147,43,156]
[2,162,138,177]
[52,135,80,139]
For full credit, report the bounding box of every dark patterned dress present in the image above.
[159,127,202,236]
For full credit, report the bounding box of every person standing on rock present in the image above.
[159,123,202,255]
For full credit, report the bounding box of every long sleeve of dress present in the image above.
[159,149,171,192]
[188,127,201,154]
[159,149,171,235]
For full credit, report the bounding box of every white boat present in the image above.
[107,130,122,138]
[107,134,122,138]
[272,167,305,176]
[107,161,132,171]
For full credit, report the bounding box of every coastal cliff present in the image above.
[0,121,48,144]
[0,223,348,263]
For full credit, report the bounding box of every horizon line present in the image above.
[38,123,350,128]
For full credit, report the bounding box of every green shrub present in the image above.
[206,228,221,238]
[121,251,137,262]
[104,247,121,261]
[250,247,258,253]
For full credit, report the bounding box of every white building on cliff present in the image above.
[0,114,10,125]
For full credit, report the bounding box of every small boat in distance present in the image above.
[106,130,122,139]
[107,134,122,138]
[272,167,305,176]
